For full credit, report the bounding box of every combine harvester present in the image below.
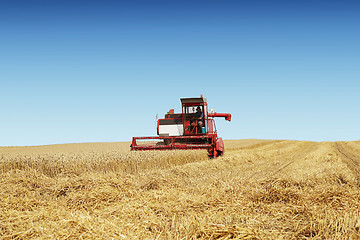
[131,96,231,158]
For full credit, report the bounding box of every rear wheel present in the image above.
[164,139,171,145]
[156,139,171,146]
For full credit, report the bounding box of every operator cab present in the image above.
[181,97,208,135]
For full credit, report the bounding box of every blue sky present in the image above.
[1,0,359,146]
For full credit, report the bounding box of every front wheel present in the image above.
[208,148,223,159]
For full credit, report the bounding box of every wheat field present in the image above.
[1,140,360,239]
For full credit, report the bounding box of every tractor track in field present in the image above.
[245,141,320,180]
[265,141,320,178]
[335,142,360,185]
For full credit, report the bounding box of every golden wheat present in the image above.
[1,140,360,239]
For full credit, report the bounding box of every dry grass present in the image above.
[1,140,360,239]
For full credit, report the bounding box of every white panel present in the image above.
[159,124,183,136]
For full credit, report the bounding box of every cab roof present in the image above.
[180,97,207,104]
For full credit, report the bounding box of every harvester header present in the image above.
[131,96,231,158]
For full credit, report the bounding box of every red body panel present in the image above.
[208,113,231,121]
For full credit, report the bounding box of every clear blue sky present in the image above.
[1,0,359,146]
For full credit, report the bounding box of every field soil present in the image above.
[1,140,360,239]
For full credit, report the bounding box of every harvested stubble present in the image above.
[1,140,360,239]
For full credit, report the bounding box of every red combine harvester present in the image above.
[131,96,231,158]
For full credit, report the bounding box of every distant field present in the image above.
[1,140,360,239]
